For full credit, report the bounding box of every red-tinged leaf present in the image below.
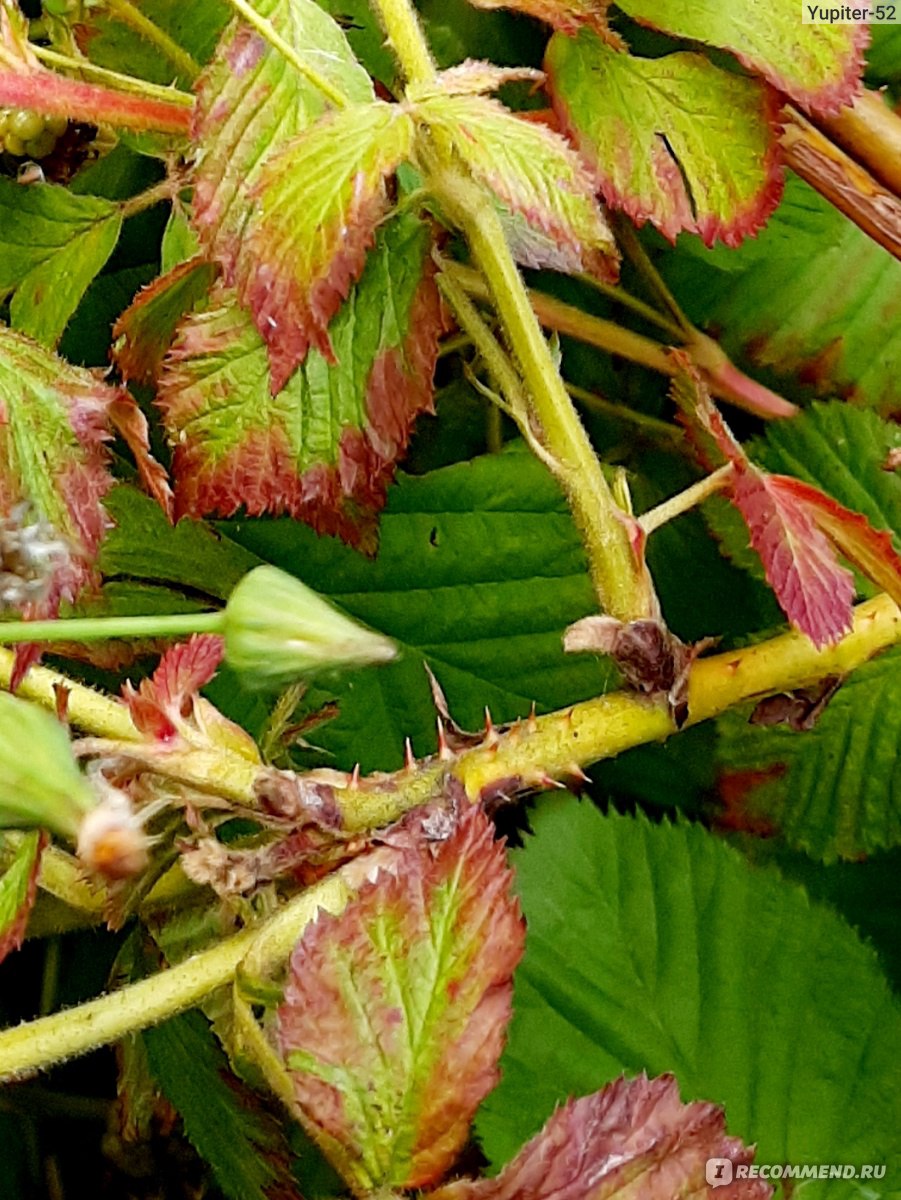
[762,473,901,610]
[668,352,746,471]
[276,802,525,1192]
[730,465,854,648]
[158,213,443,548]
[547,31,784,247]
[191,0,373,279]
[112,258,219,387]
[429,1073,770,1200]
[0,3,190,134]
[615,0,867,117]
[108,396,173,521]
[236,101,415,392]
[0,830,46,965]
[418,93,618,279]
[461,0,619,39]
[122,634,224,743]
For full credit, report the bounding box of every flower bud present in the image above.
[223,565,397,688]
[0,692,96,840]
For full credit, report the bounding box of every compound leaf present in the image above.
[236,102,416,391]
[191,0,372,279]
[159,213,442,548]
[546,30,783,247]
[417,92,618,275]
[277,802,525,1191]
[616,0,866,115]
[0,178,122,347]
[477,797,901,1200]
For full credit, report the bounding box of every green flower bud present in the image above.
[223,565,397,688]
[0,692,96,840]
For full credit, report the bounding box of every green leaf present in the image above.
[662,174,901,414]
[0,179,122,347]
[0,831,43,964]
[416,92,617,274]
[220,446,616,771]
[159,213,442,547]
[546,30,782,247]
[192,0,373,278]
[717,648,901,863]
[616,0,866,115]
[476,797,901,1199]
[143,1009,301,1200]
[277,802,524,1192]
[236,101,416,391]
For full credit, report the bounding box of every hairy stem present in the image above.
[223,0,348,108]
[2,595,899,1078]
[452,265,797,420]
[0,648,139,740]
[0,71,192,134]
[31,45,195,104]
[638,465,733,535]
[104,0,201,81]
[430,165,652,621]
[374,0,436,86]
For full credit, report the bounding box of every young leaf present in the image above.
[546,30,783,247]
[717,648,901,862]
[416,93,618,277]
[730,465,855,649]
[112,258,219,386]
[158,213,443,547]
[661,175,901,414]
[0,179,122,347]
[616,0,866,116]
[143,1009,302,1200]
[431,1073,768,1200]
[0,328,168,628]
[0,831,44,965]
[277,802,525,1192]
[191,0,373,277]
[236,102,416,392]
[476,797,901,1198]
[122,633,225,743]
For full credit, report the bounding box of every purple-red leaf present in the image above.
[276,801,525,1192]
[0,830,45,965]
[730,465,855,649]
[429,1073,769,1200]
[158,214,442,548]
[235,101,415,392]
[122,633,224,744]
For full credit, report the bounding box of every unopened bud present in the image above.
[223,565,397,687]
[0,691,96,840]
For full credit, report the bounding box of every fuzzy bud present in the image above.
[223,565,397,687]
[0,691,96,840]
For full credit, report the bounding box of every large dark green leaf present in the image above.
[477,796,901,1199]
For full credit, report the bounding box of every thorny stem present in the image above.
[223,0,349,109]
[2,593,900,1081]
[103,0,202,82]
[31,45,195,105]
[638,465,733,535]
